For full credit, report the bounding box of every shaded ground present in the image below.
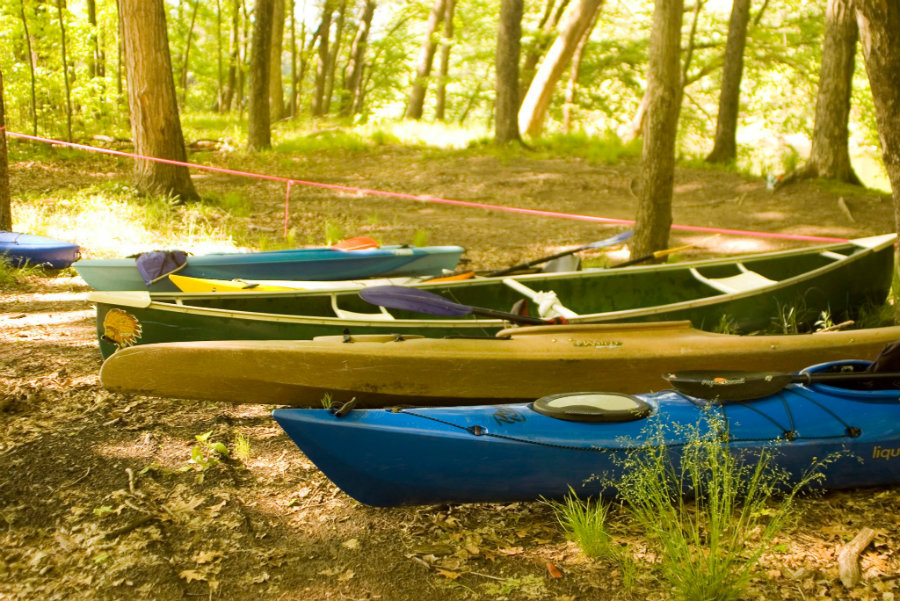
[1,149,898,601]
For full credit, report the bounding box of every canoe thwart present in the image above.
[690,263,776,294]
[330,294,395,321]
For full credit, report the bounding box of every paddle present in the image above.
[611,243,695,269]
[485,230,634,277]
[665,369,900,402]
[358,285,558,326]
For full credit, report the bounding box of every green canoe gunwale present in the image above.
[88,234,897,358]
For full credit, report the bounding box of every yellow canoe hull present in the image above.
[100,321,900,407]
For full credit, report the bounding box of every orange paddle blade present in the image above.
[424,270,476,283]
[332,236,380,251]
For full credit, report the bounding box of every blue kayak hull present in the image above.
[273,361,900,506]
[0,231,81,269]
[74,245,465,291]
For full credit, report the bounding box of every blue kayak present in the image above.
[74,244,466,291]
[273,360,900,506]
[0,231,81,270]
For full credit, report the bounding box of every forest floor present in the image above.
[1,147,899,601]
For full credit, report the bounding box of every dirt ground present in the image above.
[1,149,899,601]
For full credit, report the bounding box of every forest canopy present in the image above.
[0,0,888,189]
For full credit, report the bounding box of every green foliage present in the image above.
[187,431,229,482]
[233,433,251,464]
[549,489,615,559]
[613,418,824,601]
[412,229,429,247]
[0,255,46,287]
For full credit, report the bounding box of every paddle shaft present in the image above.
[485,231,633,277]
[486,244,598,277]
[612,243,694,269]
[668,369,900,401]
[789,371,900,385]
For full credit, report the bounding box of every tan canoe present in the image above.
[99,321,900,407]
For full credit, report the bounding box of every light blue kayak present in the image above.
[273,360,900,506]
[74,244,466,291]
[0,231,81,269]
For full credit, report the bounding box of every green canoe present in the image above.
[89,234,896,359]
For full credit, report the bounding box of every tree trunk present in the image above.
[517,0,603,138]
[87,0,100,77]
[215,0,224,111]
[248,0,274,149]
[434,0,455,121]
[222,0,241,111]
[311,2,332,116]
[269,0,286,121]
[520,0,571,100]
[495,0,524,143]
[341,0,376,117]
[855,0,900,242]
[288,0,298,116]
[19,0,38,136]
[798,0,860,183]
[0,68,11,232]
[562,7,597,132]
[706,0,751,164]
[405,0,447,120]
[621,90,650,144]
[323,0,347,114]
[56,0,73,142]
[180,0,200,107]
[120,0,198,201]
[632,0,684,259]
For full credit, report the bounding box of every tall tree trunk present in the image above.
[434,0,455,121]
[405,0,447,120]
[855,0,900,250]
[706,0,751,164]
[289,0,298,117]
[290,1,308,117]
[239,0,250,117]
[19,0,38,136]
[269,0,286,120]
[495,0,524,143]
[248,0,274,149]
[56,0,73,142]
[798,0,860,183]
[0,68,11,232]
[323,0,347,114]
[632,0,684,259]
[517,0,603,138]
[222,0,241,111]
[87,0,100,77]
[562,7,597,132]
[341,0,375,117]
[180,0,200,107]
[120,0,198,200]
[520,0,571,101]
[215,0,224,111]
[311,2,333,116]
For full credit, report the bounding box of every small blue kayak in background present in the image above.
[0,231,81,270]
[273,360,900,507]
[74,244,466,291]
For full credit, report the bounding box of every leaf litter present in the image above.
[1,152,899,600]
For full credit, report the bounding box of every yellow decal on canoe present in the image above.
[102,308,143,349]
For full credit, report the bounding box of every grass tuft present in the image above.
[611,418,826,601]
